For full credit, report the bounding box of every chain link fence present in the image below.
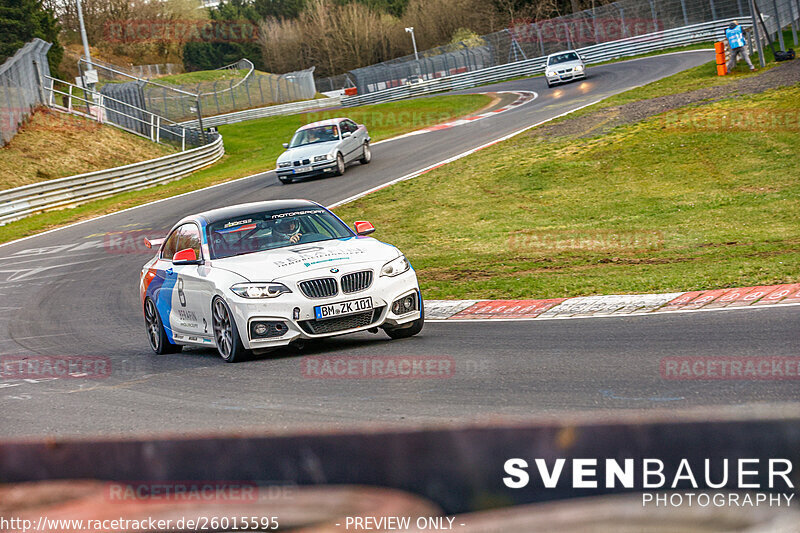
[87,60,317,124]
[0,39,53,146]
[319,0,799,96]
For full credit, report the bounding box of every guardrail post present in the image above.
[181,128,186,151]
[155,115,160,144]
[771,0,786,49]
[535,24,545,55]
[749,0,767,66]
[149,113,154,142]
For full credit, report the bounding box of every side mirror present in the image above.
[282,142,289,149]
[173,247,202,265]
[354,221,375,236]
[342,131,352,139]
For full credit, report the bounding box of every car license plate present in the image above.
[315,297,373,320]
[295,166,312,173]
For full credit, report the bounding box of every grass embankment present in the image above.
[0,93,491,243]
[0,109,174,190]
[334,84,800,299]
[561,28,797,120]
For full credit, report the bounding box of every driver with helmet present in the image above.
[272,216,303,244]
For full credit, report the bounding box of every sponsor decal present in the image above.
[223,219,253,229]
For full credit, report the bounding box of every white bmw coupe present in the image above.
[140,200,423,362]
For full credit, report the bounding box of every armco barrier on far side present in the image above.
[0,135,224,225]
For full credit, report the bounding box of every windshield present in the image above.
[548,52,580,65]
[289,125,340,148]
[207,207,354,259]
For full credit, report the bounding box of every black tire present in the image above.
[212,297,248,363]
[384,302,425,340]
[359,142,372,164]
[546,80,552,88]
[278,176,292,185]
[144,297,182,355]
[334,153,346,176]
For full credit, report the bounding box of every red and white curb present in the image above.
[426,283,800,321]
[375,91,537,144]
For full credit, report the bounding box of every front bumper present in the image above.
[546,70,586,84]
[225,268,421,349]
[276,160,338,179]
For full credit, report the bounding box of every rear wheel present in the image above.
[212,297,248,363]
[144,298,181,355]
[334,153,346,176]
[359,142,372,164]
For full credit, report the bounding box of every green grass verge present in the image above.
[333,84,800,300]
[0,94,491,244]
[558,28,797,121]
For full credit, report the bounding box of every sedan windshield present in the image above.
[289,125,340,148]
[207,207,354,259]
[548,52,580,65]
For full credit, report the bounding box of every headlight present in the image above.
[574,64,584,72]
[546,70,556,77]
[381,255,410,277]
[314,154,333,162]
[230,283,292,298]
[278,162,291,168]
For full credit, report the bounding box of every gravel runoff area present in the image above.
[533,58,800,138]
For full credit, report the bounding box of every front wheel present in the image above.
[334,153,346,176]
[144,298,181,355]
[384,304,425,340]
[359,142,372,164]
[212,297,248,363]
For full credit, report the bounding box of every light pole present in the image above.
[76,0,96,93]
[405,27,419,61]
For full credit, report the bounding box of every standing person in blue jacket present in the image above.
[725,21,756,72]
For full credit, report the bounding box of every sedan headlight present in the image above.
[574,64,584,72]
[381,255,410,277]
[230,283,292,298]
[278,162,291,168]
[314,154,333,162]
[546,70,556,77]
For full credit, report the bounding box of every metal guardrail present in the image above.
[341,19,744,107]
[45,75,205,150]
[0,135,224,225]
[181,96,343,128]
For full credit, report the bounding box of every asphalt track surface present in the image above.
[2,51,797,439]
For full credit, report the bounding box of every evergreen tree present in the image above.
[0,0,63,75]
